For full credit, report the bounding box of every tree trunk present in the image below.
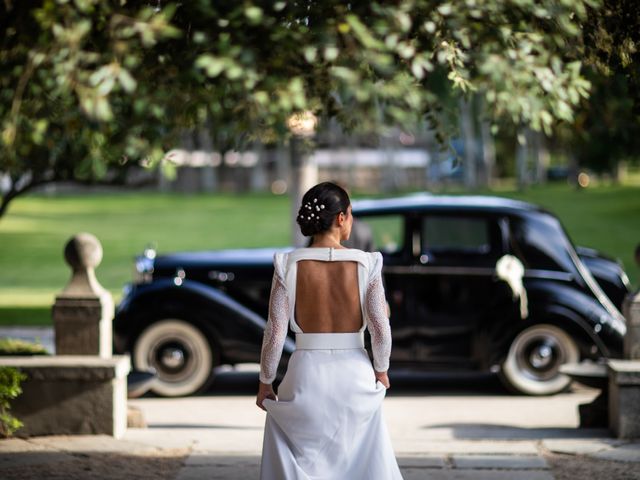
[0,176,50,220]
[532,131,549,184]
[567,150,579,189]
[0,192,13,218]
[197,127,218,192]
[290,137,318,247]
[516,127,530,191]
[459,98,477,189]
[479,116,496,188]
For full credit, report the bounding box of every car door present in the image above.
[397,212,509,369]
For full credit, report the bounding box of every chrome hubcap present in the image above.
[530,344,553,369]
[160,347,186,369]
[515,332,566,381]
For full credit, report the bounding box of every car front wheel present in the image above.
[500,324,579,395]
[133,319,214,397]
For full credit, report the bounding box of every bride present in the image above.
[256,182,403,479]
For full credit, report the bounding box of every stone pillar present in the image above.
[608,360,640,439]
[52,233,114,358]
[623,291,640,359]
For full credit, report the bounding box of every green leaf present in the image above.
[195,55,225,77]
[437,4,453,16]
[94,96,113,121]
[304,47,317,63]
[345,14,383,50]
[397,42,415,59]
[225,64,243,79]
[330,66,358,82]
[245,6,263,24]
[323,46,339,61]
[254,91,269,105]
[118,68,137,93]
[96,76,115,96]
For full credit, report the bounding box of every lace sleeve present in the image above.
[259,267,289,384]
[365,254,391,372]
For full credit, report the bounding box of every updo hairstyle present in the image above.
[296,182,351,237]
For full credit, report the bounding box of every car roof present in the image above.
[352,193,544,216]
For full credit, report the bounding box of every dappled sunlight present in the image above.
[0,216,60,234]
[0,288,56,306]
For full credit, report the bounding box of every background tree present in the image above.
[1,0,605,218]
[561,0,640,178]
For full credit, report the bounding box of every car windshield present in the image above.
[509,213,576,272]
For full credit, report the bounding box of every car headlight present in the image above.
[134,248,155,283]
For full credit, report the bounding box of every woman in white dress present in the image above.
[256,182,403,480]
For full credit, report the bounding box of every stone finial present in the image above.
[53,232,114,358]
[58,232,108,298]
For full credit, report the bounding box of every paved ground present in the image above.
[1,327,639,478]
[1,368,639,479]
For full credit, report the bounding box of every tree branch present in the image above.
[0,170,157,220]
[0,175,53,218]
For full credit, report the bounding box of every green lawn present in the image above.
[0,184,638,326]
[0,192,291,325]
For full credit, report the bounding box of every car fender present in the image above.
[522,279,624,358]
[114,278,296,363]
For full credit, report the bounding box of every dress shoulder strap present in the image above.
[273,252,288,282]
[367,251,384,283]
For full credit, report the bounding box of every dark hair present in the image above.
[296,182,351,237]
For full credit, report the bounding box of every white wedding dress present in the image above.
[259,247,403,480]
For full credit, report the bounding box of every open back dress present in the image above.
[259,247,403,480]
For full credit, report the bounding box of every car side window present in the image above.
[357,214,404,255]
[422,216,490,253]
[421,215,500,266]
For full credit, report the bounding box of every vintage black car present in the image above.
[113,194,631,397]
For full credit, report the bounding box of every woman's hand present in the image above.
[256,381,277,411]
[375,370,390,389]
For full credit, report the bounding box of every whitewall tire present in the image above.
[133,319,214,397]
[501,324,579,395]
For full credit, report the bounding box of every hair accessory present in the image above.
[320,204,325,209]
[313,198,318,203]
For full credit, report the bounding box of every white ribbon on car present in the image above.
[496,254,528,319]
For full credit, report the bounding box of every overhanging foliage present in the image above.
[0,0,609,216]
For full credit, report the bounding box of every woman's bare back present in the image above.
[295,260,363,333]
